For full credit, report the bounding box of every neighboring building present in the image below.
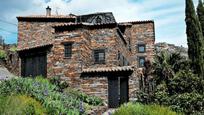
[17,7,155,108]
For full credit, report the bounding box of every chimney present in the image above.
[46,6,51,16]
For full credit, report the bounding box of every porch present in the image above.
[81,66,134,108]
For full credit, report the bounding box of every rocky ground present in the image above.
[0,65,14,81]
[102,108,116,115]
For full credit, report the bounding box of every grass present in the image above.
[113,102,183,115]
[0,95,47,115]
[9,46,17,52]
[0,49,6,59]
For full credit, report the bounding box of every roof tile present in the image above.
[82,66,134,73]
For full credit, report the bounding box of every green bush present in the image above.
[64,87,103,106]
[169,93,204,114]
[153,71,204,114]
[113,102,181,115]
[135,90,154,104]
[153,83,170,105]
[0,77,80,114]
[49,76,69,92]
[9,46,17,52]
[0,50,6,59]
[0,76,104,114]
[168,70,204,94]
[0,95,46,115]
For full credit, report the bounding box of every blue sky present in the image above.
[0,0,199,47]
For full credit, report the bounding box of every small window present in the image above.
[138,57,145,67]
[64,43,72,58]
[94,49,105,64]
[138,44,146,53]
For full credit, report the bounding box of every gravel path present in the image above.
[0,66,14,81]
[102,108,116,115]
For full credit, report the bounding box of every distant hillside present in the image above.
[155,42,188,57]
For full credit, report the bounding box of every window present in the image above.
[138,44,146,53]
[138,57,145,67]
[64,43,72,58]
[94,49,105,64]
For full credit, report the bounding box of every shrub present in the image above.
[153,71,204,114]
[0,77,104,114]
[113,102,181,115]
[153,83,170,105]
[9,46,17,52]
[168,70,204,94]
[64,87,103,106]
[0,50,6,59]
[169,93,204,114]
[49,76,69,92]
[0,77,80,114]
[0,95,46,115]
[135,90,154,104]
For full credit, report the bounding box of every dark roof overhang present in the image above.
[81,66,134,77]
[17,16,76,22]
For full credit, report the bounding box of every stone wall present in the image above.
[47,29,83,88]
[17,21,74,50]
[126,22,155,100]
[130,22,155,63]
[17,19,76,77]
[47,27,125,100]
[17,17,155,102]
[80,76,108,101]
[18,21,53,50]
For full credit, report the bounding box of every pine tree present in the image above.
[197,0,204,36]
[185,0,204,78]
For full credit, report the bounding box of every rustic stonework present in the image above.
[17,12,155,104]
[123,22,155,100]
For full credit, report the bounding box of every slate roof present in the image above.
[17,43,53,52]
[118,20,154,25]
[53,22,82,27]
[17,15,76,19]
[82,66,134,73]
[53,20,153,28]
[53,22,117,28]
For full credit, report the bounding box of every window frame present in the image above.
[64,43,72,58]
[137,44,146,53]
[138,56,145,67]
[93,49,105,64]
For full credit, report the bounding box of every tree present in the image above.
[153,51,188,85]
[153,51,174,85]
[185,0,204,78]
[197,0,204,36]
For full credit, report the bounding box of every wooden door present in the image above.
[21,53,47,77]
[108,77,119,108]
[120,77,129,104]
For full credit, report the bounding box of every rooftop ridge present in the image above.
[118,20,154,24]
[17,15,76,19]
[78,12,113,16]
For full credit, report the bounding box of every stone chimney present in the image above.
[46,6,51,16]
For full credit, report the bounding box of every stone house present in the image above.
[17,7,155,108]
